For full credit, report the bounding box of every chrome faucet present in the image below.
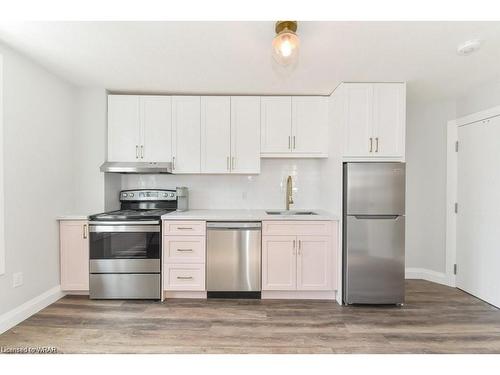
[286,175,294,210]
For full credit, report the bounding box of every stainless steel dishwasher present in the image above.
[206,222,261,298]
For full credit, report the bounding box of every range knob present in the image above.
[169,193,175,197]
[122,193,128,198]
[129,193,134,198]
[164,193,169,197]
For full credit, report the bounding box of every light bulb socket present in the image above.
[275,21,298,34]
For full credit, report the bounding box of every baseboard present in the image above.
[0,285,64,335]
[261,290,337,300]
[405,267,449,286]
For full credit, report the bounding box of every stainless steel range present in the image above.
[88,189,177,299]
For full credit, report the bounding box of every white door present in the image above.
[201,96,231,173]
[372,83,406,157]
[457,116,500,308]
[231,96,261,174]
[343,84,373,157]
[141,96,172,162]
[260,96,292,154]
[262,236,297,290]
[296,236,332,290]
[107,95,141,162]
[291,96,328,154]
[172,96,201,173]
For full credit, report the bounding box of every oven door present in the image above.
[89,222,161,262]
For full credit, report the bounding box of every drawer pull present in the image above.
[176,276,193,280]
[177,227,193,230]
[177,248,193,252]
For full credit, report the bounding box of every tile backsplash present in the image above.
[121,159,325,210]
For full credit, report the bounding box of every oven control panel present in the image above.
[120,189,177,201]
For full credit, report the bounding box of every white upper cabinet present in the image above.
[343,84,373,158]
[141,96,172,162]
[108,95,141,162]
[292,97,328,155]
[261,96,328,157]
[230,96,261,174]
[108,95,172,162]
[201,97,231,173]
[341,82,406,161]
[372,83,406,158]
[261,96,292,153]
[172,96,201,173]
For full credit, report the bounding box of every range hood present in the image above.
[100,161,173,174]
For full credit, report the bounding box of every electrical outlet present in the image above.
[13,272,23,288]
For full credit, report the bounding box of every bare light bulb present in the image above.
[272,25,299,65]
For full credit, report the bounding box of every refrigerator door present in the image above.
[344,215,405,304]
[344,162,405,215]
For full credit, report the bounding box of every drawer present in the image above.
[163,236,206,263]
[164,264,205,291]
[163,221,206,236]
[262,221,334,236]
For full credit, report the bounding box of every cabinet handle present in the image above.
[231,156,235,170]
[292,240,296,255]
[140,145,144,159]
[288,136,291,150]
[136,145,139,159]
[83,224,88,239]
[177,227,193,230]
[369,138,373,153]
[375,137,379,153]
[177,248,193,252]
[298,239,301,255]
[177,276,193,280]
[293,136,296,150]
[172,156,176,170]
[227,156,230,171]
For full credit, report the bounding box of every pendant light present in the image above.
[272,21,299,65]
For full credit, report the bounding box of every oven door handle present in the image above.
[89,224,160,233]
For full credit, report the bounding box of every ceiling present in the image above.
[1,21,500,100]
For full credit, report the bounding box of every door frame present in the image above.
[446,104,500,288]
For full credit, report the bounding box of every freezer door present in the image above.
[344,215,405,304]
[344,162,405,215]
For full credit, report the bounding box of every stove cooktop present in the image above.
[89,209,172,221]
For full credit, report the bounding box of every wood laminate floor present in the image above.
[1,280,499,354]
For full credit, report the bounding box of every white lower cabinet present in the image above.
[163,221,206,293]
[60,220,89,291]
[261,221,338,295]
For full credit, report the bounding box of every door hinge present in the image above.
[454,264,457,275]
[454,202,458,213]
[455,140,459,152]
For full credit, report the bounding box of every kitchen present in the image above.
[1,13,500,368]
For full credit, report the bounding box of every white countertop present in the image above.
[161,209,339,221]
[57,215,89,221]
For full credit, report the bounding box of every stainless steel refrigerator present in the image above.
[343,162,405,305]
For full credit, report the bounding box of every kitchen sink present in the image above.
[265,210,318,216]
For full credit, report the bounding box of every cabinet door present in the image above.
[291,97,328,154]
[108,95,141,162]
[141,96,172,162]
[201,96,231,173]
[343,84,373,157]
[262,236,297,290]
[296,236,333,291]
[231,96,261,173]
[260,97,292,153]
[60,221,89,291]
[372,83,406,158]
[172,96,201,173]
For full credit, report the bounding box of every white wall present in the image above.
[456,80,500,118]
[73,88,107,214]
[405,95,456,273]
[0,43,77,315]
[122,159,327,210]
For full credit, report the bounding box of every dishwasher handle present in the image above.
[207,222,261,230]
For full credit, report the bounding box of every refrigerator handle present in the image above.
[353,215,400,220]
